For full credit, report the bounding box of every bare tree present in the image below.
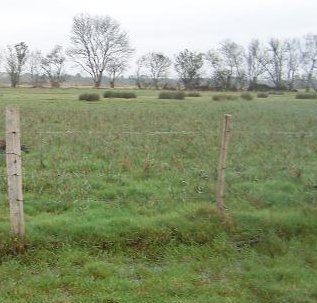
[132,58,152,89]
[219,40,246,89]
[106,54,129,88]
[41,45,67,88]
[139,52,171,89]
[68,14,133,88]
[245,39,267,90]
[206,40,246,90]
[174,49,204,90]
[285,38,301,90]
[205,49,229,89]
[258,38,289,90]
[28,50,46,87]
[134,58,143,89]
[301,34,317,91]
[5,42,29,87]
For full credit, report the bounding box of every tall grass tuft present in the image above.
[257,92,269,98]
[158,91,185,100]
[78,93,100,101]
[212,94,238,101]
[295,92,317,99]
[240,92,254,100]
[103,91,137,99]
[268,91,285,95]
[187,92,201,97]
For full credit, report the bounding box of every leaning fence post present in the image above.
[216,114,232,214]
[6,106,25,237]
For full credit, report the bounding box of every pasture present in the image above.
[0,88,316,302]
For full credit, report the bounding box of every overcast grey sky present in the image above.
[0,0,316,73]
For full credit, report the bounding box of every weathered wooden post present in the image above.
[6,106,25,237]
[216,114,232,214]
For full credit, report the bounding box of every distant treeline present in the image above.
[0,14,316,91]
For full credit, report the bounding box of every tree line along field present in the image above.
[0,88,316,303]
[2,15,316,91]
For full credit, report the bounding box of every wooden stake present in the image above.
[6,106,24,237]
[216,114,232,214]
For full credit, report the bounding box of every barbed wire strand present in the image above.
[22,130,317,136]
[0,165,314,179]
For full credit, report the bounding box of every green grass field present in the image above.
[0,88,316,302]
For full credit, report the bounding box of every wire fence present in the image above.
[0,114,314,163]
[24,130,317,136]
[1,103,316,237]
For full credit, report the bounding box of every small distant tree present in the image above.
[106,54,129,88]
[134,58,143,89]
[41,45,67,88]
[258,38,288,90]
[28,50,46,87]
[285,38,301,90]
[139,52,171,89]
[5,42,29,87]
[68,14,133,88]
[174,49,204,90]
[245,39,267,90]
[133,57,152,89]
[206,40,246,90]
[301,34,317,91]
[219,40,246,89]
[205,50,229,89]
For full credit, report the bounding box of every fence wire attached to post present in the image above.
[216,114,232,214]
[6,106,25,237]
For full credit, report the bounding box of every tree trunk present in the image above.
[51,81,60,88]
[248,76,257,90]
[288,76,295,91]
[153,78,159,90]
[136,79,142,89]
[94,72,103,88]
[10,74,19,88]
[226,75,232,90]
[305,72,313,92]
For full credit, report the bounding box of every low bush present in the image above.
[268,91,285,95]
[295,92,317,99]
[240,92,254,100]
[78,93,88,101]
[103,91,137,99]
[212,94,238,101]
[248,83,274,91]
[78,93,100,101]
[158,91,185,100]
[187,92,201,97]
[257,92,269,98]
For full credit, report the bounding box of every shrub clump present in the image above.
[240,92,254,100]
[187,92,201,97]
[257,92,269,98]
[268,91,285,95]
[78,93,100,101]
[212,94,238,101]
[158,91,185,100]
[295,92,317,99]
[103,91,137,99]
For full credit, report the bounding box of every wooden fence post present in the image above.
[216,114,232,214]
[6,106,25,237]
